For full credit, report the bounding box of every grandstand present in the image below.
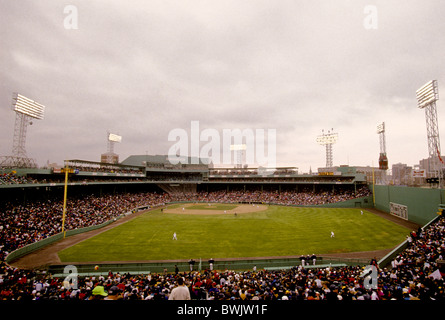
[1,155,368,196]
[0,155,444,301]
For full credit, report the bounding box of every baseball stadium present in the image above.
[3,1,445,309]
[1,155,444,301]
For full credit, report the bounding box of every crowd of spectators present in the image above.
[208,177,355,183]
[169,187,371,206]
[210,168,304,175]
[0,173,38,185]
[69,166,144,175]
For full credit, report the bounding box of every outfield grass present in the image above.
[58,206,410,262]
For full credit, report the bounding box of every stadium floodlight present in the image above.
[316,133,338,145]
[376,122,385,134]
[13,93,45,120]
[108,133,122,143]
[0,93,46,168]
[317,129,338,168]
[102,131,122,164]
[416,80,442,183]
[416,80,439,109]
[230,144,247,151]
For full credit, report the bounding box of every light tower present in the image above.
[0,93,45,168]
[416,80,442,182]
[316,129,338,168]
[377,122,388,170]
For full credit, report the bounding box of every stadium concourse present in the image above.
[0,186,444,301]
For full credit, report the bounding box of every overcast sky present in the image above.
[1,0,445,172]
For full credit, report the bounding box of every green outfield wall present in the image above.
[373,185,444,225]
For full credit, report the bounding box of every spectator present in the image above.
[188,259,195,272]
[169,277,191,300]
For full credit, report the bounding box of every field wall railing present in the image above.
[47,256,370,277]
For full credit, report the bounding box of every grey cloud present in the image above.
[1,0,445,172]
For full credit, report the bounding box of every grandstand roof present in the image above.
[121,155,209,167]
[66,159,142,168]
